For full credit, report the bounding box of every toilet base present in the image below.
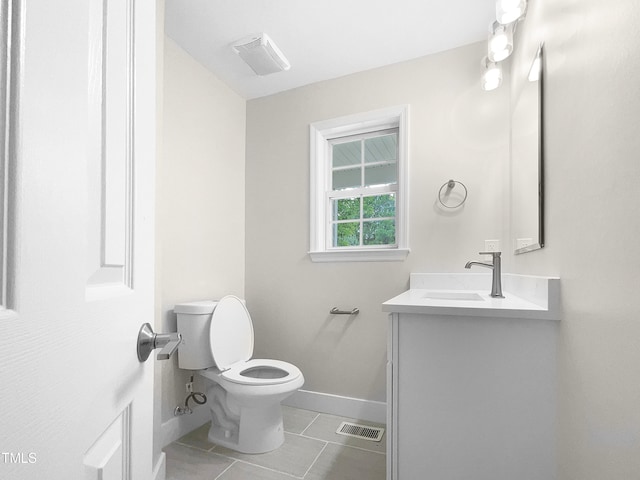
[208,403,285,454]
[199,361,304,454]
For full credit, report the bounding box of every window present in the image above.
[330,129,398,248]
[309,106,409,262]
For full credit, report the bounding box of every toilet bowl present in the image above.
[175,296,304,454]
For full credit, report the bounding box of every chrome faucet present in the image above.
[465,251,504,298]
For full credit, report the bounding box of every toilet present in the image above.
[175,295,304,454]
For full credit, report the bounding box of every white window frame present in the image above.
[309,105,410,262]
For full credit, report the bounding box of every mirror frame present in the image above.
[513,43,544,255]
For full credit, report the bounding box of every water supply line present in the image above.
[174,376,208,416]
[174,391,207,416]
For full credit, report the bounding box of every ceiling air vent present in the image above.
[232,33,290,76]
[336,421,385,442]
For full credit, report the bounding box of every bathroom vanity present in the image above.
[382,273,560,480]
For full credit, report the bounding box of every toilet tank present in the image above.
[174,300,217,370]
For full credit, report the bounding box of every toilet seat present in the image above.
[221,359,302,386]
[204,296,302,387]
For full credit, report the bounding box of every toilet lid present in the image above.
[209,295,254,370]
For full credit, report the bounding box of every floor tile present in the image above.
[163,443,234,480]
[213,432,326,478]
[217,461,298,480]
[175,422,215,451]
[282,405,320,434]
[302,413,386,453]
[165,407,387,480]
[305,442,386,480]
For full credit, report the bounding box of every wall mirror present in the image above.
[511,43,544,254]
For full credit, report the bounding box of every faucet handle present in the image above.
[479,251,501,257]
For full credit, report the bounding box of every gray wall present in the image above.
[157,38,246,430]
[245,41,510,402]
[509,0,640,477]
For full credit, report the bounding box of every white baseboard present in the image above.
[159,389,387,448]
[160,407,210,448]
[283,389,386,425]
[152,452,166,480]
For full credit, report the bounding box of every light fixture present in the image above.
[488,21,513,62]
[232,33,291,76]
[480,0,528,91]
[496,0,527,25]
[481,56,503,91]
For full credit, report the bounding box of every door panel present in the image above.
[0,0,156,479]
[87,0,134,292]
[83,405,131,480]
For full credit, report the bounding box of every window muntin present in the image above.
[328,129,398,249]
[331,193,397,247]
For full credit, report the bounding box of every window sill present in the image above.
[309,248,410,263]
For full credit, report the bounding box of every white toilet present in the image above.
[175,295,304,454]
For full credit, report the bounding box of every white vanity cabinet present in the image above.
[383,274,560,480]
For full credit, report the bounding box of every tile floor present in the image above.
[164,406,386,480]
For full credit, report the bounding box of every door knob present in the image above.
[137,323,182,362]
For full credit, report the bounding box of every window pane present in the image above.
[332,140,361,168]
[333,222,360,247]
[333,197,360,221]
[365,134,397,164]
[363,194,396,219]
[333,167,361,190]
[364,163,397,187]
[363,220,396,245]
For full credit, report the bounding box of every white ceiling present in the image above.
[165,0,496,99]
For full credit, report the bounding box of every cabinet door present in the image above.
[394,313,556,480]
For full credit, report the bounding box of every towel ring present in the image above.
[438,179,467,209]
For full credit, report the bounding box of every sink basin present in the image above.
[422,291,484,301]
[383,274,561,319]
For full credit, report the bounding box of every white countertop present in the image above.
[382,273,560,320]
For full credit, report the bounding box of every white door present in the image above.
[0,0,157,479]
